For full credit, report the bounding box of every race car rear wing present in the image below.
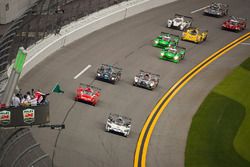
[212,2,229,8]
[80,83,101,91]
[230,16,247,21]
[160,32,180,39]
[139,70,160,78]
[100,64,122,71]
[174,14,193,21]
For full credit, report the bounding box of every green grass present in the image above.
[185,57,250,167]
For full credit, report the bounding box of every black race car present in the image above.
[96,64,122,84]
[204,3,229,17]
[133,70,160,90]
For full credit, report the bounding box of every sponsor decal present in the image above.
[23,108,35,124]
[0,110,11,125]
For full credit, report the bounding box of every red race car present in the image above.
[75,84,101,106]
[222,16,247,32]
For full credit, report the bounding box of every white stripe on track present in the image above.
[191,5,209,14]
[74,65,92,79]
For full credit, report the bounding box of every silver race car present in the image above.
[105,113,132,137]
[204,3,229,17]
[96,64,122,84]
[133,70,160,90]
[167,14,193,31]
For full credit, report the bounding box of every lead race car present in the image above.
[153,32,180,48]
[96,64,122,84]
[105,113,132,137]
[160,46,186,63]
[133,70,160,90]
[204,2,229,17]
[222,16,247,32]
[167,14,193,31]
[181,27,208,44]
[75,83,101,106]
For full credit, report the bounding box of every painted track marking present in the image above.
[134,32,250,167]
[241,42,250,46]
[191,5,209,14]
[73,65,92,79]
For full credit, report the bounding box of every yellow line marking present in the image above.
[134,32,250,167]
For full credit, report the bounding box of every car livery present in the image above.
[75,84,101,106]
[133,70,160,90]
[153,32,180,48]
[105,113,132,137]
[167,14,193,31]
[160,46,186,63]
[222,16,247,32]
[181,27,208,44]
[204,3,229,17]
[96,64,122,84]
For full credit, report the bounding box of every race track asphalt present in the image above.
[19,0,250,166]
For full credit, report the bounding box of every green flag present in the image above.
[52,83,64,93]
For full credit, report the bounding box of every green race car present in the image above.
[153,32,180,48]
[160,46,186,63]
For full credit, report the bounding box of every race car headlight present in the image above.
[154,40,159,44]
[111,77,115,80]
[150,82,154,87]
[161,52,164,56]
[174,56,179,60]
[134,77,138,82]
[97,73,101,76]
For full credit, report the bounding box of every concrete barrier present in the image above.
[21,0,177,78]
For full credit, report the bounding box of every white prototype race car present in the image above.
[105,113,132,137]
[167,14,193,31]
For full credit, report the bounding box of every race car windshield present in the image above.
[230,20,239,25]
[115,118,124,125]
[175,18,182,22]
[210,5,219,10]
[162,36,170,41]
[169,49,177,54]
[83,90,93,96]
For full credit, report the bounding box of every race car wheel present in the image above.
[204,36,207,41]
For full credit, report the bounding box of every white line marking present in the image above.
[191,5,209,14]
[240,42,250,46]
[74,65,92,79]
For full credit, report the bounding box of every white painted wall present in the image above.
[0,0,37,24]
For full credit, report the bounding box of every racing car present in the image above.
[153,32,180,48]
[75,83,101,106]
[105,113,132,137]
[204,2,229,17]
[167,14,193,31]
[222,16,247,32]
[96,64,122,84]
[160,46,186,63]
[181,27,208,44]
[133,70,160,90]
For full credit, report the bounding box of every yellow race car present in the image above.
[181,27,208,43]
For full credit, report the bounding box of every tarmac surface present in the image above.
[19,0,250,166]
